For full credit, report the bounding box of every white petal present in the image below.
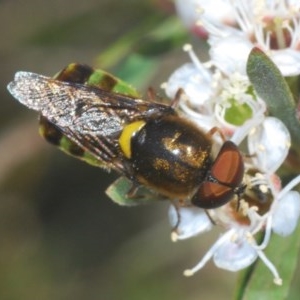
[272,191,300,236]
[174,0,201,29]
[169,205,213,240]
[197,0,235,23]
[179,104,217,133]
[230,111,265,145]
[271,49,300,76]
[209,35,253,75]
[165,63,213,106]
[247,117,291,173]
[175,0,235,30]
[214,239,257,271]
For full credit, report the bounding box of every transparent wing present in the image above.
[7,71,173,172]
[9,72,151,134]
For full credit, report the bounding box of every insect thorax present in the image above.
[129,115,213,199]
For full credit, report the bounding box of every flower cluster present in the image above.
[164,0,300,285]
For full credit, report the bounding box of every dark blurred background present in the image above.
[0,1,238,299]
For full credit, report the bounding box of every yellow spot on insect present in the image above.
[119,120,145,158]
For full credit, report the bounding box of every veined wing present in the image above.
[8,72,174,135]
[7,72,174,172]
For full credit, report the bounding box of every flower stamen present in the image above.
[183,229,235,276]
[256,248,282,285]
[277,174,300,199]
[183,44,211,81]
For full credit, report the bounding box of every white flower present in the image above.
[169,117,300,285]
[163,44,266,138]
[247,117,291,174]
[166,0,300,285]
[169,205,212,241]
[209,35,253,76]
[174,0,235,37]
[201,0,300,76]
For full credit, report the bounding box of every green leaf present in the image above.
[246,47,300,147]
[105,177,163,206]
[114,54,158,89]
[234,224,300,299]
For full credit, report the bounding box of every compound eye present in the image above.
[211,140,244,186]
[191,141,244,209]
[192,181,234,209]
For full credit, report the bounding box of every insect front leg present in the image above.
[206,126,227,142]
